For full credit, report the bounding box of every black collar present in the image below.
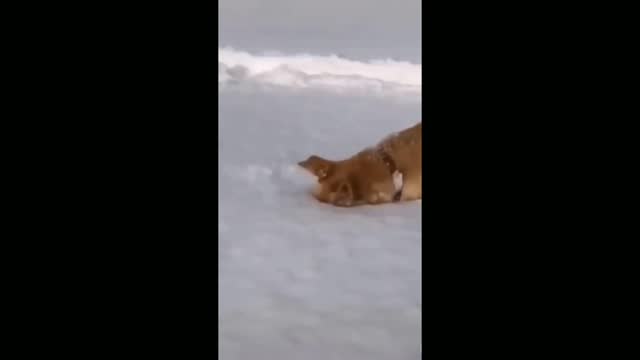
[377,148,397,174]
[376,148,403,201]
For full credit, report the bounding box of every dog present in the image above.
[298,122,421,207]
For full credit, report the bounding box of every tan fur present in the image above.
[298,122,422,207]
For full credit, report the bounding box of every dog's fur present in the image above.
[298,122,422,207]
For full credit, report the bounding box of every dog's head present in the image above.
[298,154,395,207]
[298,155,334,180]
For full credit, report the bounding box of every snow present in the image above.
[219,48,421,102]
[219,47,422,359]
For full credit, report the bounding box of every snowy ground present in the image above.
[219,48,422,359]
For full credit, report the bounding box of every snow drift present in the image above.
[219,47,422,100]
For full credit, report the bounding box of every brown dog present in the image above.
[298,122,422,207]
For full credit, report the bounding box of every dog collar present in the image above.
[377,148,403,201]
[377,148,397,174]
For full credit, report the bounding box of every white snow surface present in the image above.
[219,48,422,360]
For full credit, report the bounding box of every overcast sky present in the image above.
[219,0,421,62]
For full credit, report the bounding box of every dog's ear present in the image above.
[333,180,354,205]
[298,155,334,179]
